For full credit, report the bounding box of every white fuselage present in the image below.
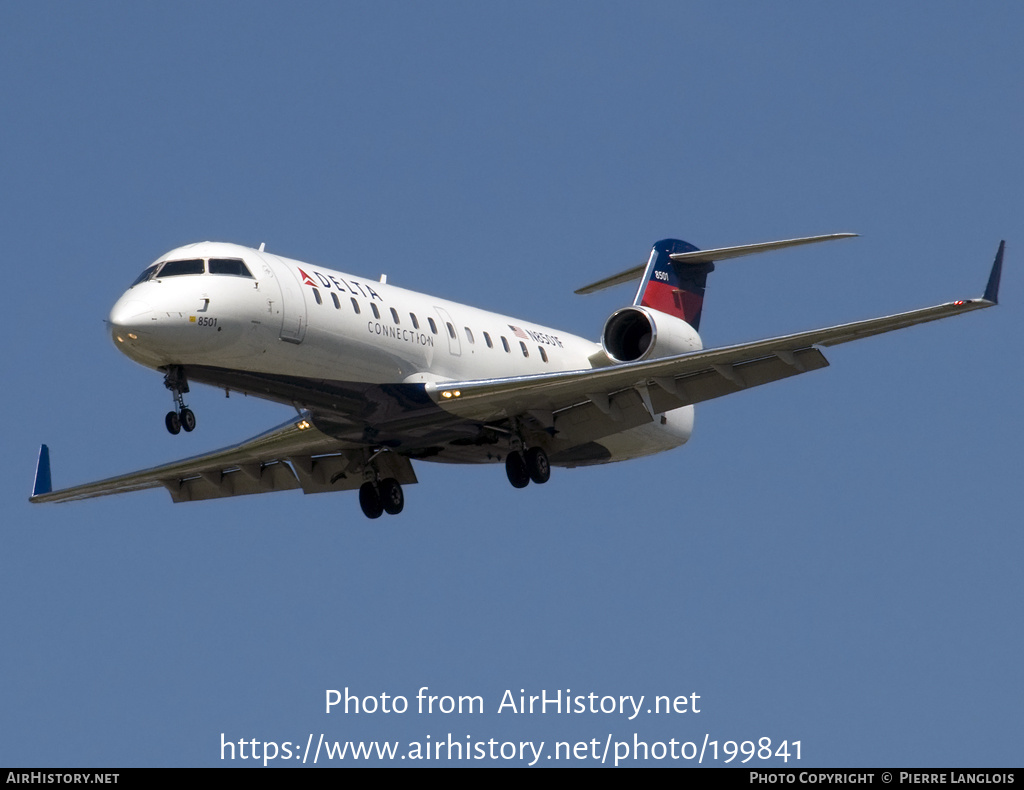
[109,241,697,465]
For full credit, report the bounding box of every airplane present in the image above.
[30,233,1004,519]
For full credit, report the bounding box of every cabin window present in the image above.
[428,317,438,334]
[371,304,380,319]
[520,341,528,357]
[464,327,474,343]
[208,258,253,278]
[446,322,456,339]
[331,292,340,309]
[313,288,322,305]
[539,347,548,362]
[410,313,420,329]
[484,332,493,348]
[350,298,360,314]
[157,259,205,277]
[390,307,400,325]
[501,336,510,353]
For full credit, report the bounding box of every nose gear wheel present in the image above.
[163,366,196,435]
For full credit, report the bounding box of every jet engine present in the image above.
[600,306,702,363]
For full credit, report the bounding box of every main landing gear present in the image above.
[358,477,404,519]
[163,366,196,436]
[505,446,551,489]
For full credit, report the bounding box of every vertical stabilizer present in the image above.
[635,238,714,331]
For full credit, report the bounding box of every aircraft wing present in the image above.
[29,414,417,504]
[426,242,1004,427]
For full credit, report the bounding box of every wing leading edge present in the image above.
[30,414,417,504]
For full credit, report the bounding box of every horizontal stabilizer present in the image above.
[668,233,858,264]
[575,233,857,295]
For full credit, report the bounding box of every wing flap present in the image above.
[551,349,829,444]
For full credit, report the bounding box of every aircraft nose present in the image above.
[109,296,152,334]
[108,294,156,361]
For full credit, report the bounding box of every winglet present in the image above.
[983,240,1004,304]
[31,444,52,499]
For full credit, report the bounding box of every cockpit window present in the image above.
[130,256,254,287]
[209,258,253,278]
[157,259,205,277]
[130,265,160,287]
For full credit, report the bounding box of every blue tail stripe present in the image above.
[984,241,1004,304]
[33,444,52,497]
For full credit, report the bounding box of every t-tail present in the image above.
[635,238,713,330]
[576,233,859,331]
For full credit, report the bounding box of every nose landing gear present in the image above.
[163,366,196,435]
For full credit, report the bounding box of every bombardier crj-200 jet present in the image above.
[31,233,1004,519]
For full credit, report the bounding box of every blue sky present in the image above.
[2,2,1021,767]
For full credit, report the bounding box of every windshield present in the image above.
[157,259,205,277]
[208,258,253,277]
[129,256,256,287]
[130,264,161,287]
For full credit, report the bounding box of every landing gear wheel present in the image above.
[358,482,384,519]
[379,478,404,515]
[505,451,530,489]
[165,411,181,435]
[180,408,196,433]
[525,447,550,484]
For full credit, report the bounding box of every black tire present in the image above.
[505,451,530,489]
[380,478,404,515]
[180,408,196,432]
[165,411,181,435]
[525,446,551,484]
[358,482,383,519]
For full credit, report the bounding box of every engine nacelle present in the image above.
[601,306,702,363]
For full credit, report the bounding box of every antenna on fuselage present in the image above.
[258,242,266,252]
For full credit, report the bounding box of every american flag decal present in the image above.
[508,325,529,339]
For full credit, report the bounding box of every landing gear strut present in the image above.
[163,366,195,435]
